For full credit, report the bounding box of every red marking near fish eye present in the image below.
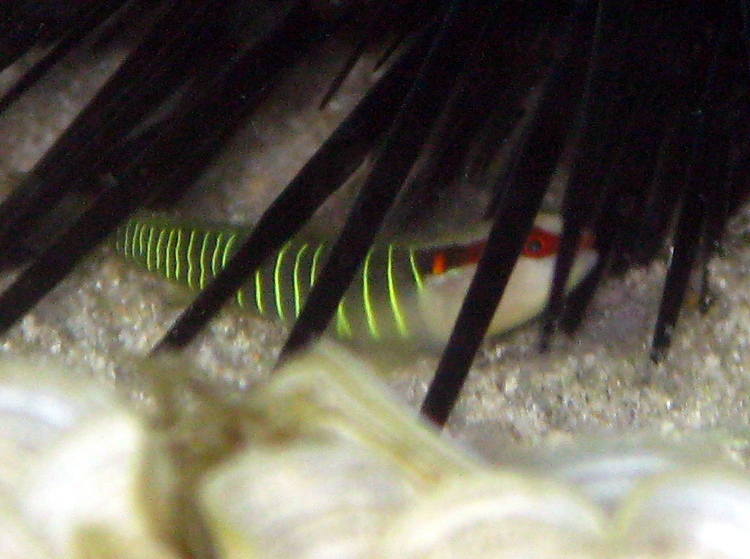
[420,220,594,276]
[432,252,446,274]
[462,240,486,265]
[522,227,559,258]
[429,240,486,275]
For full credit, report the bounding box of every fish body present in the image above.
[114,214,597,346]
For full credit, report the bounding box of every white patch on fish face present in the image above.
[416,216,598,345]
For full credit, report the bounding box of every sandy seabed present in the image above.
[2,37,750,470]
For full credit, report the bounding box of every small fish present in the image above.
[114,214,597,346]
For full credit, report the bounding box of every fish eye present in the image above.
[522,228,559,258]
[524,237,544,255]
